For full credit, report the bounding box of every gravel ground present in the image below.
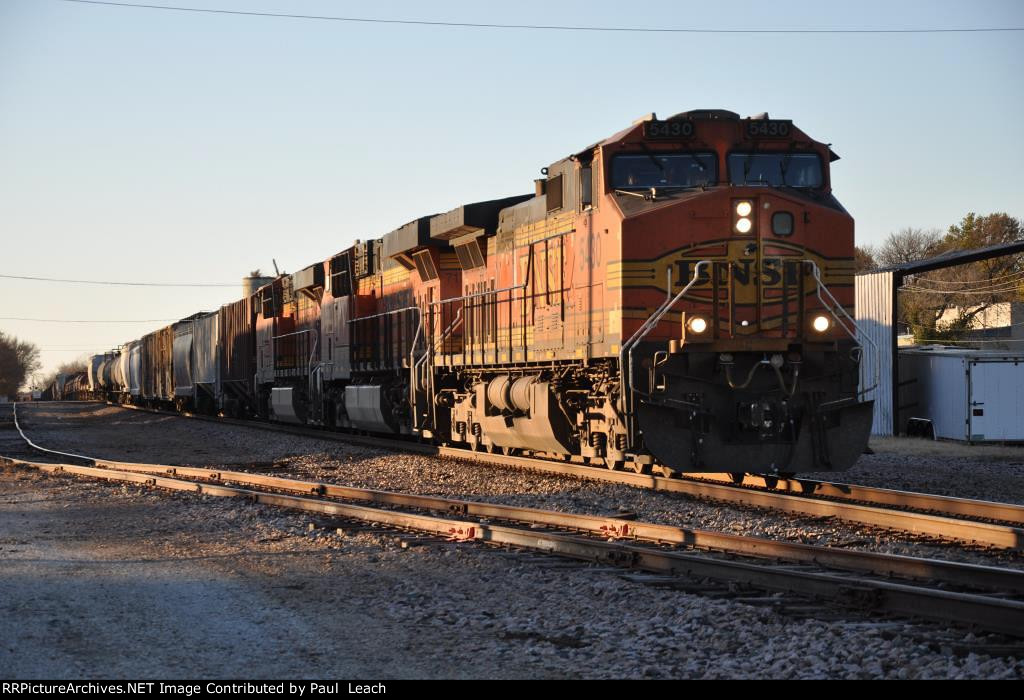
[14,403,1024,572]
[814,436,1024,504]
[2,463,1022,679]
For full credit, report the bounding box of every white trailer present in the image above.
[899,346,1024,442]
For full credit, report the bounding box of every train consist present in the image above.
[39,371,88,401]
[81,110,873,475]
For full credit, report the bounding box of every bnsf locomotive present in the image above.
[88,109,873,475]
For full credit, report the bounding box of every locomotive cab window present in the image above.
[329,252,353,297]
[728,152,822,188]
[580,165,593,208]
[611,153,717,190]
[261,287,280,318]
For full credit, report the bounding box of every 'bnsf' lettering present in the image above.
[674,258,803,287]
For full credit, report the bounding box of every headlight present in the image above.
[688,316,708,334]
[812,315,831,333]
[733,200,755,234]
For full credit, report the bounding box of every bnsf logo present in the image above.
[675,258,805,288]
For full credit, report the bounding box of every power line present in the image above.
[58,1,1024,34]
[903,286,1024,296]
[902,285,1024,296]
[912,338,1024,344]
[905,269,1024,285]
[0,273,237,288]
[0,317,179,323]
[906,280,1024,293]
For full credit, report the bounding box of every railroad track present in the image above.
[5,402,1024,638]
[67,401,1024,550]
[0,403,59,464]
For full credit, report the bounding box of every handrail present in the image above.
[433,308,464,355]
[408,308,425,431]
[428,282,528,307]
[267,327,321,417]
[271,328,318,373]
[619,260,711,447]
[347,306,419,323]
[803,260,879,398]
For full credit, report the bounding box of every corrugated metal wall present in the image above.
[855,271,895,436]
[172,323,194,398]
[142,327,174,401]
[220,297,254,387]
[192,313,219,396]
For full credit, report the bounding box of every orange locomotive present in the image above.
[246,108,873,474]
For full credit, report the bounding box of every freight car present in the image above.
[40,371,89,401]
[90,109,874,475]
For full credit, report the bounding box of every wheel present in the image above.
[626,461,650,475]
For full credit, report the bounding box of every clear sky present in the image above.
[2,0,1023,384]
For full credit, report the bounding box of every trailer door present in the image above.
[968,360,1024,441]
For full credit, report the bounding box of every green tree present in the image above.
[854,245,877,273]
[0,332,42,396]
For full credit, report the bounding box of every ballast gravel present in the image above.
[3,402,1024,679]
[18,403,1024,571]
[2,466,1023,680]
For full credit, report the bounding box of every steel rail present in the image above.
[5,454,1024,637]
[119,402,1024,528]
[692,472,1024,526]
[77,460,1024,594]
[7,404,1024,594]
[22,402,1024,550]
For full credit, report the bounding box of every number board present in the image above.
[745,120,792,138]
[644,120,695,140]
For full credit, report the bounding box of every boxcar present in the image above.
[141,326,174,403]
[219,296,256,416]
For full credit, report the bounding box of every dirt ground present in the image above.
[0,467,470,679]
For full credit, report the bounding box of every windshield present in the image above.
[612,153,717,190]
[728,153,822,188]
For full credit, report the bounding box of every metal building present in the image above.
[855,240,1024,436]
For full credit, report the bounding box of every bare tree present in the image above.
[35,356,90,393]
[0,332,42,396]
[876,227,944,267]
[890,215,1024,341]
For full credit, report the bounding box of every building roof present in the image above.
[874,240,1024,278]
